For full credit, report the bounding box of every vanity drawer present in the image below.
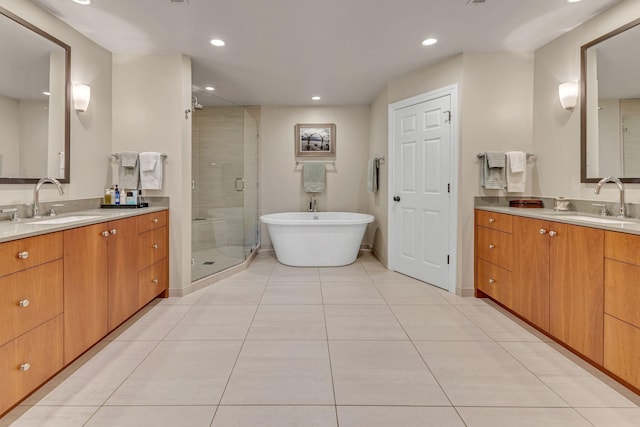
[477,258,512,307]
[0,260,63,346]
[0,232,63,278]
[604,314,640,389]
[476,210,513,233]
[0,315,63,415]
[138,259,168,308]
[605,259,640,328]
[477,227,512,269]
[137,227,168,270]
[605,231,640,266]
[137,210,168,234]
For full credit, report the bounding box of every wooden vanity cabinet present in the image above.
[475,210,514,308]
[512,216,550,332]
[548,222,604,365]
[63,217,140,363]
[603,231,640,389]
[475,211,605,365]
[136,211,169,308]
[0,233,64,415]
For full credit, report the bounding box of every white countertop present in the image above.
[476,206,640,236]
[0,207,168,243]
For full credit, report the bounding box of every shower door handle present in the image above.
[235,177,245,192]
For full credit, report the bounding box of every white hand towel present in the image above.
[139,152,163,190]
[482,152,506,190]
[506,151,526,193]
[507,151,526,173]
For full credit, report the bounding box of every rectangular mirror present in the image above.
[0,6,70,184]
[581,17,640,183]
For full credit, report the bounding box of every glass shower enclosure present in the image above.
[191,104,259,281]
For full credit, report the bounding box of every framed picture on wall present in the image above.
[294,123,336,158]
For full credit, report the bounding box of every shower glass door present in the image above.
[191,105,259,281]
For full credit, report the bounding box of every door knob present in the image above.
[393,196,401,202]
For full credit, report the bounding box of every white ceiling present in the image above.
[31,0,622,106]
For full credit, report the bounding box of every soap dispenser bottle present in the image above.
[114,185,121,205]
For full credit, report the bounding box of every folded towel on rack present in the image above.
[303,161,326,193]
[139,152,163,190]
[506,151,526,192]
[367,158,379,193]
[482,152,506,190]
[118,152,139,189]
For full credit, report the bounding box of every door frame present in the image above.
[387,84,459,293]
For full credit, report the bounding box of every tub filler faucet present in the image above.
[309,195,317,213]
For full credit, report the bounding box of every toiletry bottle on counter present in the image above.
[126,191,135,205]
[104,188,112,205]
[114,185,121,205]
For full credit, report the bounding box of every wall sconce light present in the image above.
[73,84,91,112]
[558,81,579,110]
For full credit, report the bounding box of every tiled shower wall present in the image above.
[192,106,245,221]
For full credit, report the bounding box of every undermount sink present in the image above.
[28,215,103,225]
[551,214,634,225]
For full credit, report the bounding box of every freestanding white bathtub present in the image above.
[260,212,374,267]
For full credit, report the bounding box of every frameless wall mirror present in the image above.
[0,6,70,184]
[581,17,640,183]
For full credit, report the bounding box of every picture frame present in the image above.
[294,123,336,157]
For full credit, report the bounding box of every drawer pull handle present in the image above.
[110,229,117,235]
[152,244,159,249]
[152,278,159,284]
[18,299,30,308]
[18,251,29,259]
[539,229,547,235]
[549,231,557,237]
[488,278,495,284]
[101,231,110,237]
[488,244,495,249]
[152,218,159,223]
[20,363,31,372]
[488,218,495,223]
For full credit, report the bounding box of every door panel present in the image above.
[393,94,451,289]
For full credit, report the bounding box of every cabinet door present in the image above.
[512,216,550,331]
[63,224,109,363]
[107,218,139,331]
[549,222,604,364]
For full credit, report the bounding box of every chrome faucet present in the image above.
[594,176,625,218]
[33,177,64,218]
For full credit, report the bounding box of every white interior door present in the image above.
[391,93,452,290]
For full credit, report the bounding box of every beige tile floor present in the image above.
[2,251,640,427]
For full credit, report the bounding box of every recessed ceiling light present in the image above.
[210,39,226,47]
[205,86,215,91]
[312,96,321,101]
[43,91,50,96]
[72,0,92,5]
[421,38,438,46]
[566,0,582,3]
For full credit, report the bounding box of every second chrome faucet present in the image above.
[594,176,625,218]
[33,177,64,218]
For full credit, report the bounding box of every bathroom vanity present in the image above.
[0,208,169,415]
[475,207,640,393]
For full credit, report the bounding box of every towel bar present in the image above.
[111,153,168,160]
[477,152,534,159]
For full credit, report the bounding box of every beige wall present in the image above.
[112,54,192,293]
[371,52,534,293]
[533,0,640,202]
[0,0,112,204]
[260,106,370,248]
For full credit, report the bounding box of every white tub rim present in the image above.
[260,211,374,226]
